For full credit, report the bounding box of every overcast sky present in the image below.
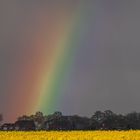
[1,0,140,121]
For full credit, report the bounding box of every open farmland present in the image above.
[0,131,140,140]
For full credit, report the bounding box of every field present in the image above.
[0,131,140,140]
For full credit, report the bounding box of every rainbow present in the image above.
[4,1,97,122]
[35,2,86,114]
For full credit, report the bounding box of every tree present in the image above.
[92,111,105,122]
[115,114,127,130]
[91,111,105,129]
[33,111,45,130]
[102,110,117,130]
[126,112,140,129]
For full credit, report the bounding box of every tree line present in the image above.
[1,110,140,130]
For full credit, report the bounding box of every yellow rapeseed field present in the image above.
[0,131,140,140]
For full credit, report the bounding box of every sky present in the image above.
[1,0,140,122]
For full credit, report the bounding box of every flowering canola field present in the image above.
[0,131,140,140]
